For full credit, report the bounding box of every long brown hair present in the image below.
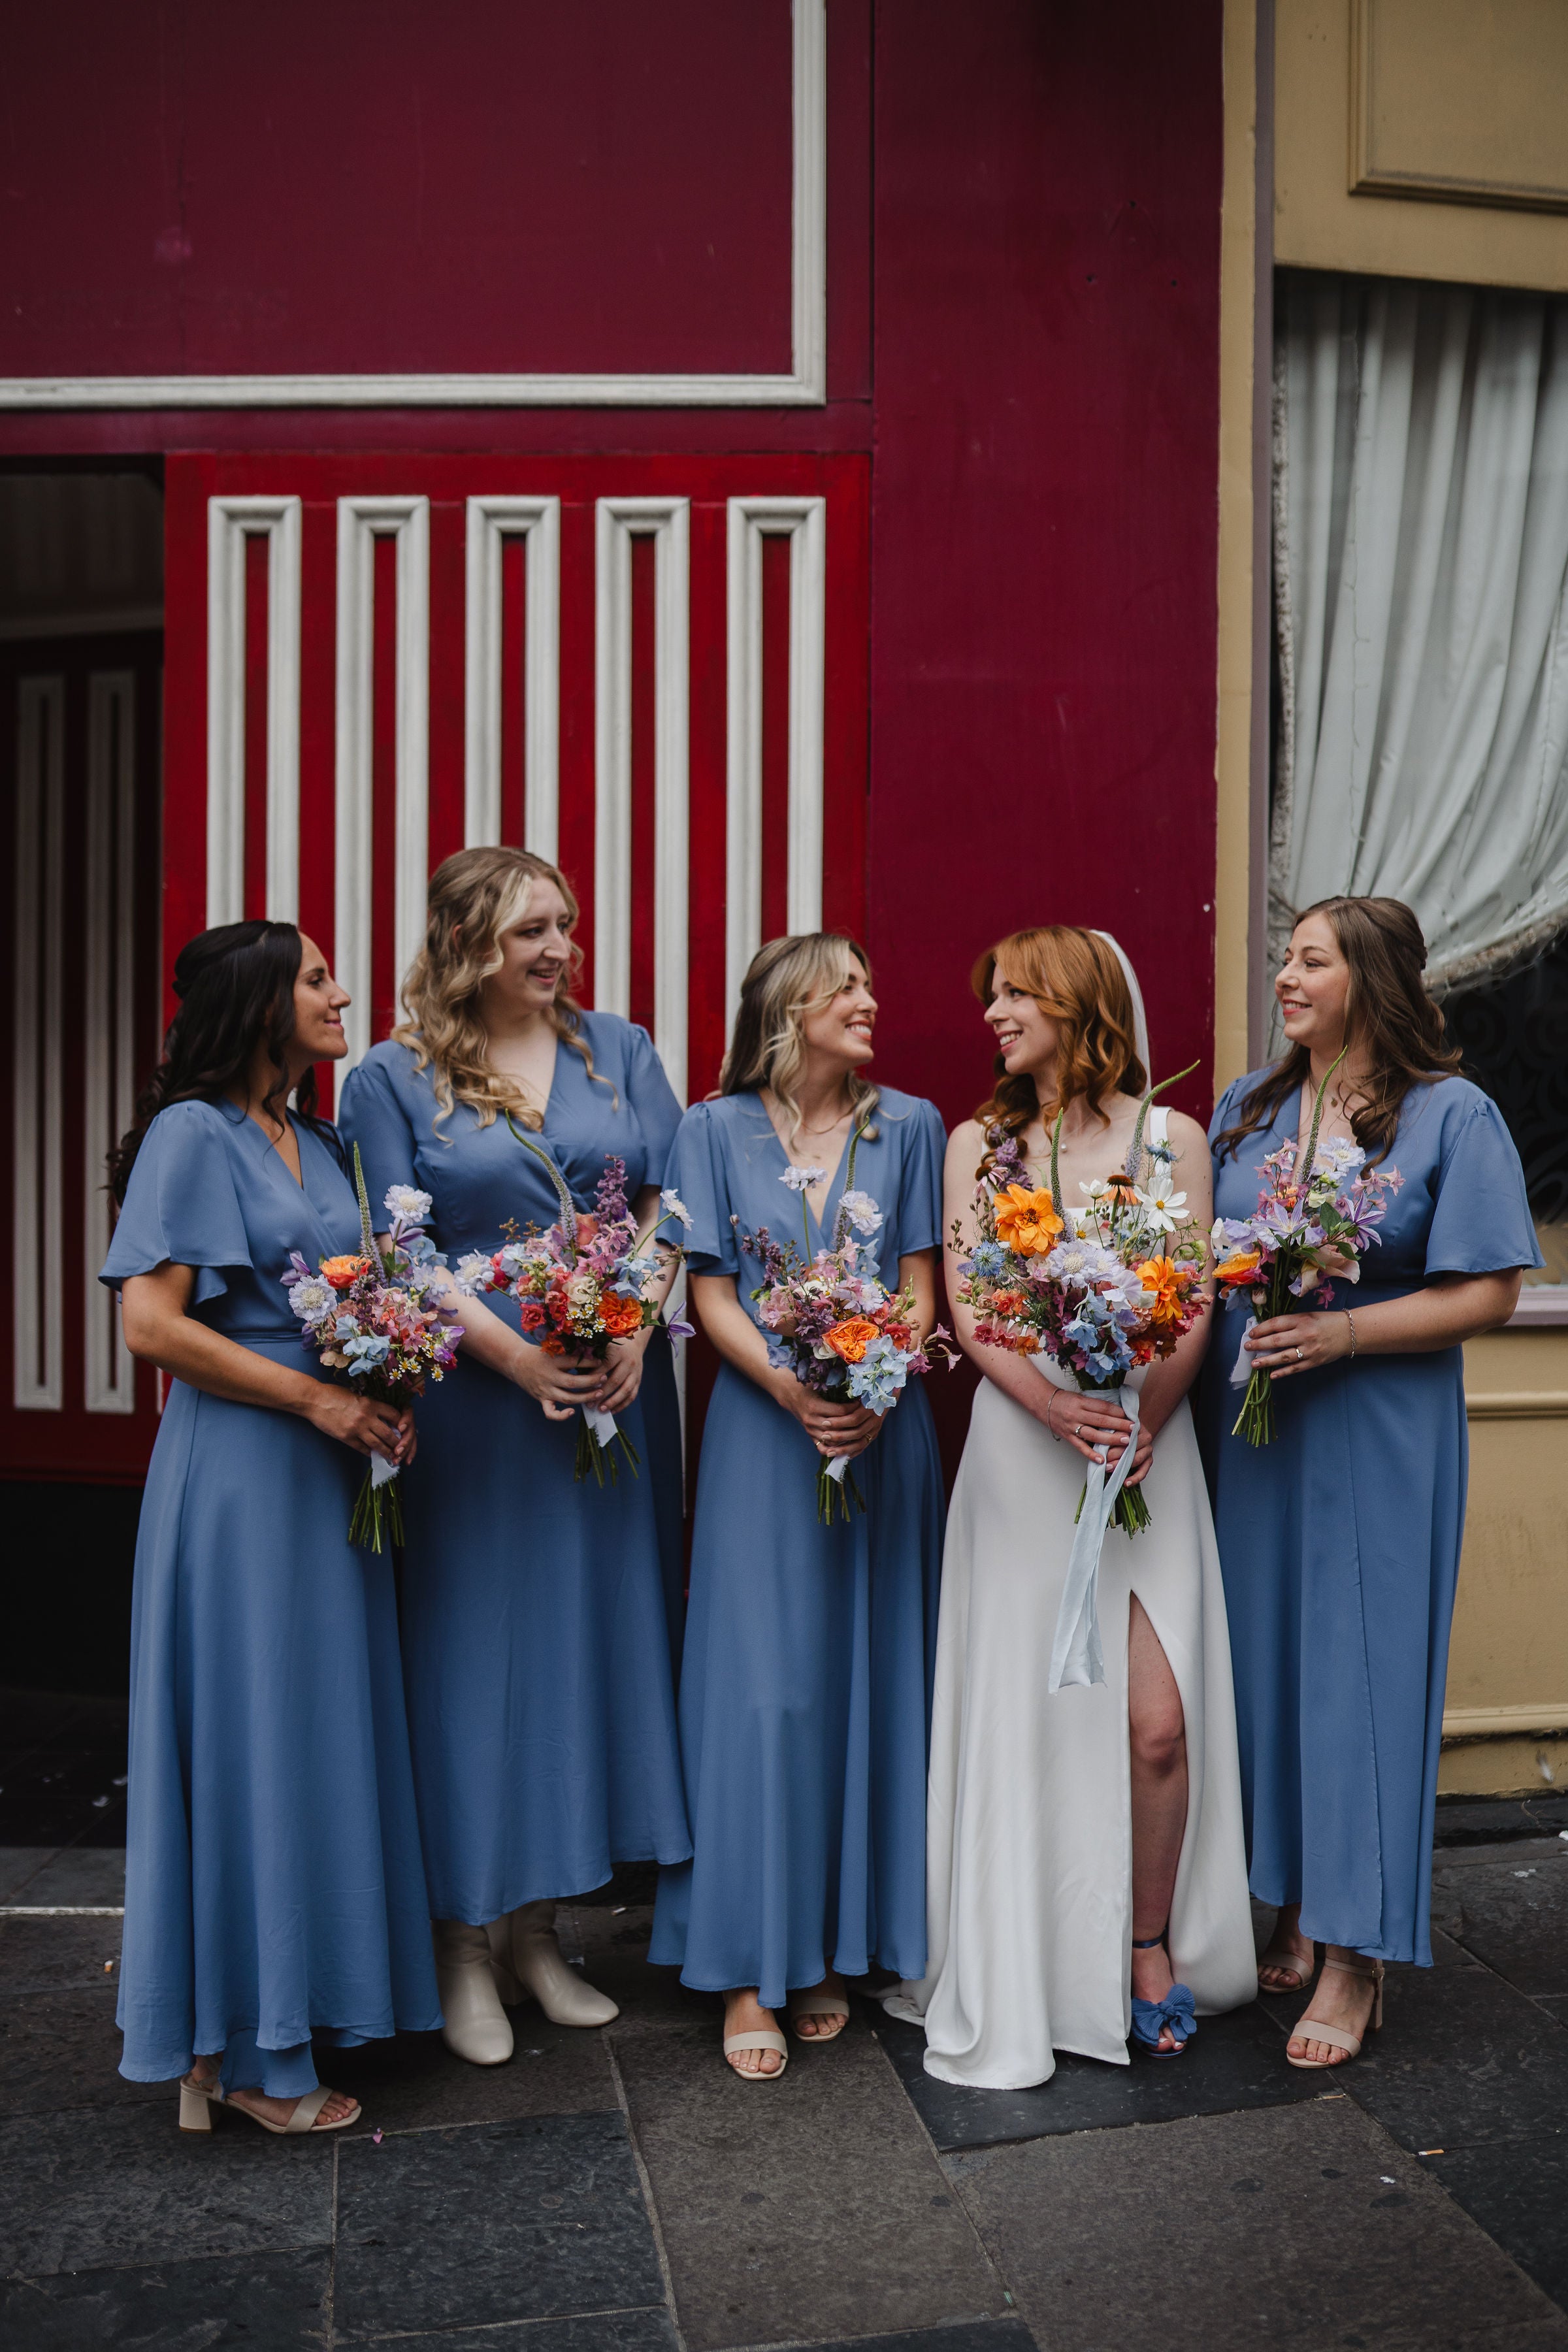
[972,926,1147,1171]
[109,921,336,1201]
[393,846,605,1131]
[720,933,880,1147]
[1214,896,1462,1166]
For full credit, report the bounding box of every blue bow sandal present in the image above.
[1130,1931,1196,2058]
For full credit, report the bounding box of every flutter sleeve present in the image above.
[338,1051,420,1203]
[622,1021,684,1185]
[664,1104,740,1277]
[1424,1090,1544,1277]
[891,1096,947,1260]
[99,1102,253,1308]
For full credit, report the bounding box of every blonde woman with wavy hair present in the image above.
[889,924,1256,2092]
[339,847,691,2068]
[649,934,948,2081]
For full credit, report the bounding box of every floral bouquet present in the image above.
[282,1150,465,1552]
[953,1073,1209,1689]
[1215,1050,1401,1445]
[455,1122,693,1485]
[742,1129,951,1524]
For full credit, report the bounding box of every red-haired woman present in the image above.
[889,927,1256,2089]
[1202,898,1538,2069]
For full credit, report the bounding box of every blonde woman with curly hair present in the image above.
[339,849,690,2066]
[888,926,1255,2091]
[649,934,947,2080]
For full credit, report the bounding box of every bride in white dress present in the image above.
[889,926,1255,2088]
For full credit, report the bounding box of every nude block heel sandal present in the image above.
[723,2030,789,2080]
[787,1988,850,2043]
[178,2072,360,2134]
[1285,1955,1384,2070]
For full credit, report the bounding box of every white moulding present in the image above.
[464,497,562,862]
[205,495,302,927]
[84,671,138,1413]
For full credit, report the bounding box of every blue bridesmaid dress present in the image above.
[338,1015,691,1924]
[649,1087,947,2009]
[101,1100,442,2095]
[1197,1074,1542,1965]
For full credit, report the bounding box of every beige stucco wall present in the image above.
[1217,3,1568,1798]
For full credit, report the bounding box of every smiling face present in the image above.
[800,956,877,1070]
[1277,911,1352,1058]
[478,879,576,1022]
[291,934,350,1065]
[985,971,1060,1082]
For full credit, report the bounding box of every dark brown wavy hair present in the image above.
[1213,896,1462,1168]
[109,921,335,1201]
[972,927,1147,1173]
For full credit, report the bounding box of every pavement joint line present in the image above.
[0,1904,125,1916]
[350,2300,678,2341]
[604,2027,691,2352]
[325,2127,340,2352]
[702,2319,1019,2352]
[860,2013,1021,2310]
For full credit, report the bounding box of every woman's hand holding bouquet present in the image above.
[282,1151,465,1552]
[1215,1049,1401,1445]
[455,1124,692,1484]
[743,1134,951,1524]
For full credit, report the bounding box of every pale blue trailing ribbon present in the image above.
[1228,1312,1258,1386]
[1047,1384,1141,1693]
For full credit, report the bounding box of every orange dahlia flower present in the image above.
[994,1184,1064,1256]
[1213,1247,1262,1287]
[598,1293,644,1337]
[321,1256,367,1290]
[1134,1256,1186,1327]
[823,1316,880,1365]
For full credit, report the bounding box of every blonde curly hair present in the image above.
[719,933,880,1148]
[393,846,606,1130]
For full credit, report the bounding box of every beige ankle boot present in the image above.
[487,1901,618,2027]
[433,1918,514,2065]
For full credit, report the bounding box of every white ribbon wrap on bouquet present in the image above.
[825,1452,850,1485]
[1036,1358,1144,1694]
[584,1407,619,1446]
[1228,1313,1258,1386]
[370,1452,400,1490]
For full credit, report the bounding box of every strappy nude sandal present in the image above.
[722,2030,789,2081]
[179,2072,361,2134]
[1285,1954,1384,2070]
[787,1985,850,2043]
[1256,1934,1317,1995]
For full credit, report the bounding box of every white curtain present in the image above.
[1273,272,1568,994]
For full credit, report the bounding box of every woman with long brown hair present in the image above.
[1201,897,1539,2070]
[890,926,1256,2091]
[338,848,690,2065]
[649,934,947,2079]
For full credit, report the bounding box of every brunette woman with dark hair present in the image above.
[102,922,440,2136]
[1200,896,1541,2070]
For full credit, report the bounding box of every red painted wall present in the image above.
[864,1,1224,1140]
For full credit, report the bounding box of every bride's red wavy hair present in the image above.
[972,926,1147,1171]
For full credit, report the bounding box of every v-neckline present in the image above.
[493,1034,561,1135]
[758,1100,855,1241]
[236,1102,306,1190]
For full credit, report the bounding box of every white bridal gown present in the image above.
[898,1142,1257,2087]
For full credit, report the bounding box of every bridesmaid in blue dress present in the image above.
[649,934,947,2080]
[339,847,690,2066]
[1198,897,1539,2070]
[104,921,440,2136]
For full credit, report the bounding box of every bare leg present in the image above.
[1257,1899,1315,1993]
[721,1988,784,2076]
[1128,1594,1188,2053]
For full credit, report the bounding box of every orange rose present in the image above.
[994,1184,1064,1257]
[598,1293,644,1337]
[823,1316,880,1365]
[321,1255,367,1290]
[1213,1247,1262,1288]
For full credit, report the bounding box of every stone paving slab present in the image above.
[0,1912,123,1989]
[1431,2132,1568,2314]
[615,2009,1010,2351]
[327,2014,619,2138]
[333,2110,665,2340]
[0,1982,162,2115]
[1347,1959,1568,2152]
[1442,1852,1568,1997]
[0,1844,125,1906]
[0,2247,331,2350]
[872,1998,1324,2153]
[0,2099,333,2277]
[377,2319,679,2350]
[947,2096,1568,2352]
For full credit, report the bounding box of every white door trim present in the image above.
[464,497,562,862]
[206,495,302,927]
